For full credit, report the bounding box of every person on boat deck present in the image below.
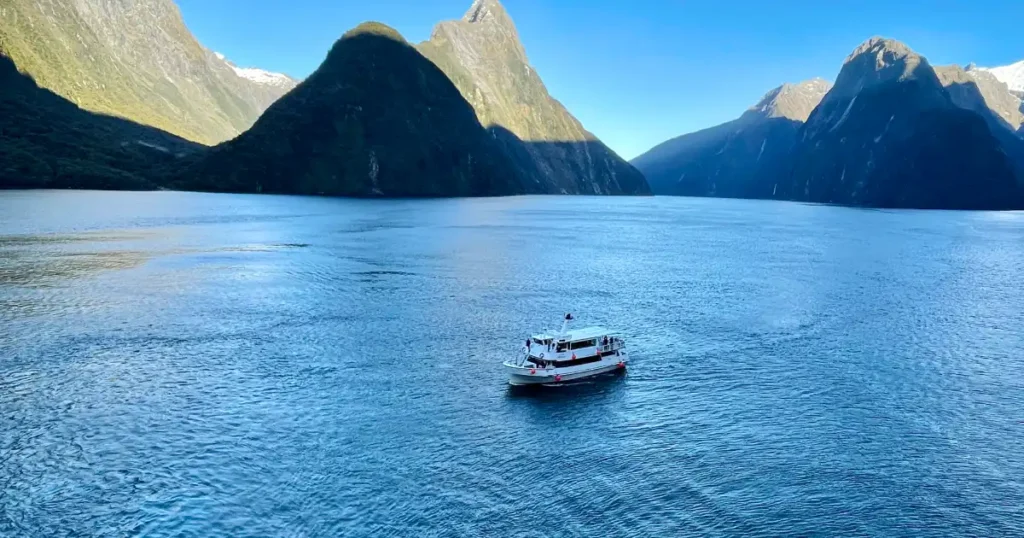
[602,336,609,347]
[525,338,531,352]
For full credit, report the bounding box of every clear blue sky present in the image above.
[176,0,1024,160]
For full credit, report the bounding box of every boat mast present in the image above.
[559,313,573,339]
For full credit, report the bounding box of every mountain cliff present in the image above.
[0,0,296,145]
[782,38,1020,209]
[633,79,830,198]
[417,0,649,195]
[174,23,524,197]
[935,64,1024,180]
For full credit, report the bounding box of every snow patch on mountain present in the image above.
[214,51,295,88]
[979,60,1024,92]
[231,66,294,87]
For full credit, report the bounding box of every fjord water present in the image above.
[2,191,1023,537]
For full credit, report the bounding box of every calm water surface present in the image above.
[2,190,1024,537]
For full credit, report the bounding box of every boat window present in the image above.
[553,355,603,368]
[569,339,597,350]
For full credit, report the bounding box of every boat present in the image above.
[503,314,629,386]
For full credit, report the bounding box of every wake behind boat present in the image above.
[504,314,629,386]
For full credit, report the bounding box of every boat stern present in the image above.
[503,362,557,386]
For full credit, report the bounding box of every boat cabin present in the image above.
[525,326,624,369]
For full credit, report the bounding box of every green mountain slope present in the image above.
[0,53,199,190]
[174,23,524,197]
[418,0,649,195]
[0,0,295,146]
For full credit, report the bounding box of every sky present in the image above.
[176,0,1024,160]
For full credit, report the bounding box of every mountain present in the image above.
[632,79,830,198]
[782,38,1020,209]
[417,0,649,195]
[0,0,296,146]
[174,23,524,197]
[936,64,1024,133]
[980,60,1024,92]
[934,64,1024,181]
[0,53,199,190]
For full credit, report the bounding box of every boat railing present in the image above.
[509,347,529,367]
[597,340,625,354]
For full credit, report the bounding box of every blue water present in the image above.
[2,190,1023,537]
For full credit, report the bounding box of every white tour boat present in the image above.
[504,314,629,386]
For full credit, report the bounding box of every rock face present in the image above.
[936,64,1024,180]
[0,53,198,190]
[936,65,1023,133]
[175,23,524,197]
[418,0,649,195]
[0,0,296,145]
[633,79,830,198]
[782,38,1021,209]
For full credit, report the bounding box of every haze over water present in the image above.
[2,190,1023,537]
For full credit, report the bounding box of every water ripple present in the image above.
[1,193,1023,536]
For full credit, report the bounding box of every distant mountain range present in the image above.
[2,0,1024,207]
[174,23,524,197]
[0,0,646,197]
[634,40,1024,209]
[176,0,648,196]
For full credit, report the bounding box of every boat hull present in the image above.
[505,354,629,386]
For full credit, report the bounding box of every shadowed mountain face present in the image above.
[782,38,1021,209]
[637,38,1023,209]
[0,54,199,190]
[936,65,1024,134]
[0,0,296,145]
[418,0,649,195]
[175,24,525,197]
[936,65,1024,182]
[633,79,830,198]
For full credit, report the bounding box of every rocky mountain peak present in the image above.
[828,37,942,103]
[748,78,831,121]
[846,37,915,63]
[427,0,526,65]
[463,0,512,26]
[417,0,649,195]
